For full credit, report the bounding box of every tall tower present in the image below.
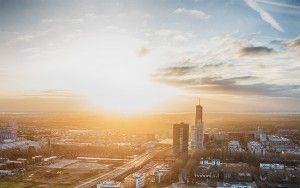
[173,122,189,158]
[195,100,203,124]
[191,100,204,149]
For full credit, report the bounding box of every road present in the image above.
[74,146,169,188]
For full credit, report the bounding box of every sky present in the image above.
[0,0,300,114]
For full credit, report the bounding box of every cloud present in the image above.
[190,79,300,97]
[151,34,300,101]
[287,38,300,58]
[240,46,275,56]
[244,0,284,32]
[41,18,84,24]
[153,66,197,77]
[137,47,150,57]
[269,39,284,46]
[154,29,195,42]
[288,38,300,48]
[15,34,34,42]
[201,62,235,69]
[256,0,300,10]
[174,8,211,20]
[154,73,300,97]
[23,89,79,98]
[270,40,283,45]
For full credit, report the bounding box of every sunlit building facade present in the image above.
[124,173,145,188]
[191,102,204,150]
[173,122,189,158]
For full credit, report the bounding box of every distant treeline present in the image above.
[1,112,300,133]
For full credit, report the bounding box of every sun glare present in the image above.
[52,33,179,114]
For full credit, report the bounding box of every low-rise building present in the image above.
[200,159,221,166]
[31,155,43,163]
[194,165,219,179]
[260,163,285,170]
[0,158,9,163]
[43,156,58,164]
[228,140,243,152]
[0,170,14,177]
[154,164,171,184]
[97,181,123,188]
[220,163,252,182]
[247,141,265,155]
[124,173,145,188]
[4,160,24,169]
[217,182,256,188]
[266,135,299,154]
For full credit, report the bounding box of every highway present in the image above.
[74,146,169,188]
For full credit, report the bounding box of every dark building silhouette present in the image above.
[173,122,189,158]
[195,104,203,124]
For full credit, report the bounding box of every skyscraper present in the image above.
[173,122,189,158]
[191,101,204,150]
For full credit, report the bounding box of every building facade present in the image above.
[191,102,204,150]
[124,173,145,188]
[228,140,243,153]
[173,122,189,158]
[0,121,17,142]
[248,141,265,155]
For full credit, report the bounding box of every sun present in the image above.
[51,33,178,114]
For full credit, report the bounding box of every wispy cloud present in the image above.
[137,47,150,57]
[256,0,300,10]
[152,35,300,99]
[154,72,300,97]
[146,29,195,43]
[153,66,197,77]
[288,38,300,48]
[240,46,275,56]
[244,0,284,32]
[288,38,300,58]
[174,8,211,20]
[41,18,84,24]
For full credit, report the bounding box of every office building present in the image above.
[173,122,189,158]
[191,101,204,149]
[124,173,145,188]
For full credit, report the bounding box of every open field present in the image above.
[1,164,110,187]
[0,181,34,188]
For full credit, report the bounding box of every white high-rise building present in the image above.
[257,127,266,143]
[191,101,204,150]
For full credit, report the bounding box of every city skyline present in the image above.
[0,0,300,114]
[0,1,299,186]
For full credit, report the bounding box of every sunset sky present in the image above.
[0,0,300,114]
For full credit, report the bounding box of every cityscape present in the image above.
[1,0,300,188]
[0,102,299,188]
